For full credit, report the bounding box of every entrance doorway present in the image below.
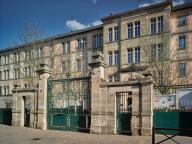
[23,97,30,127]
[116,92,132,135]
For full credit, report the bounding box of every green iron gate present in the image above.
[47,74,91,132]
[116,92,132,135]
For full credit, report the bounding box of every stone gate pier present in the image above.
[89,53,153,136]
[12,64,52,129]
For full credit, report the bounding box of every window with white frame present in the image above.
[114,26,119,41]
[36,47,43,58]
[151,44,156,60]
[77,59,81,72]
[127,22,133,38]
[62,60,70,73]
[179,35,185,49]
[114,74,119,82]
[108,27,113,42]
[3,70,9,80]
[108,75,113,82]
[114,50,119,65]
[157,43,163,59]
[150,18,156,35]
[178,16,186,26]
[77,37,86,50]
[13,68,20,79]
[93,34,103,48]
[127,48,133,64]
[179,63,186,77]
[4,55,9,64]
[108,51,113,66]
[63,41,70,54]
[0,71,2,80]
[0,86,2,95]
[135,21,140,37]
[158,16,163,33]
[135,47,140,63]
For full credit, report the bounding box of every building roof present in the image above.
[172,2,192,11]
[101,0,172,21]
[0,24,103,53]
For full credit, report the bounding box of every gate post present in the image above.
[89,51,107,134]
[36,63,52,130]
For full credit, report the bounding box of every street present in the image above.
[0,125,191,144]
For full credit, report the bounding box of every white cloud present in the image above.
[65,20,102,31]
[92,20,103,26]
[173,0,184,6]
[139,2,151,8]
[65,20,87,31]
[92,0,98,4]
[139,0,184,8]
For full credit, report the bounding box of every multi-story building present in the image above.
[0,0,192,135]
[0,25,103,108]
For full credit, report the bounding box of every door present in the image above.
[116,92,132,135]
[23,97,30,127]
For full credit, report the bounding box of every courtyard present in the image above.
[0,124,191,144]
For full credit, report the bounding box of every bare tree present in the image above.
[11,23,45,88]
[141,31,192,94]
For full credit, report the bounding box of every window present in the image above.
[13,68,20,79]
[7,86,9,95]
[179,35,185,49]
[77,37,86,50]
[4,86,6,95]
[178,16,186,26]
[37,47,43,58]
[150,18,156,34]
[13,52,20,62]
[114,26,119,41]
[127,48,133,64]
[179,63,186,77]
[24,67,31,77]
[63,41,70,54]
[25,50,31,60]
[108,75,113,82]
[158,16,163,33]
[108,27,113,42]
[5,55,9,64]
[0,86,2,95]
[114,74,119,82]
[3,70,9,80]
[77,59,81,71]
[135,47,140,63]
[0,71,1,80]
[108,51,113,66]
[158,71,163,84]
[127,22,133,38]
[151,44,156,60]
[114,50,119,65]
[93,34,103,48]
[135,21,140,37]
[157,43,163,59]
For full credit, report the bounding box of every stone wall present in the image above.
[90,61,153,136]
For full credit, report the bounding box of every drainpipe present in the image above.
[36,82,39,128]
[117,19,121,80]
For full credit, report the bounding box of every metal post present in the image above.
[67,73,71,128]
[152,127,155,144]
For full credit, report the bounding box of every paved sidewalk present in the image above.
[0,125,191,144]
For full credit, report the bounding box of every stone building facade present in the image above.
[0,0,192,136]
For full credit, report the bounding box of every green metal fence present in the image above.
[47,74,91,132]
[0,108,12,125]
[153,111,192,135]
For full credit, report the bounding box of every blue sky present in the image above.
[0,0,190,49]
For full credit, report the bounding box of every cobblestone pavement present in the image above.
[0,125,192,144]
